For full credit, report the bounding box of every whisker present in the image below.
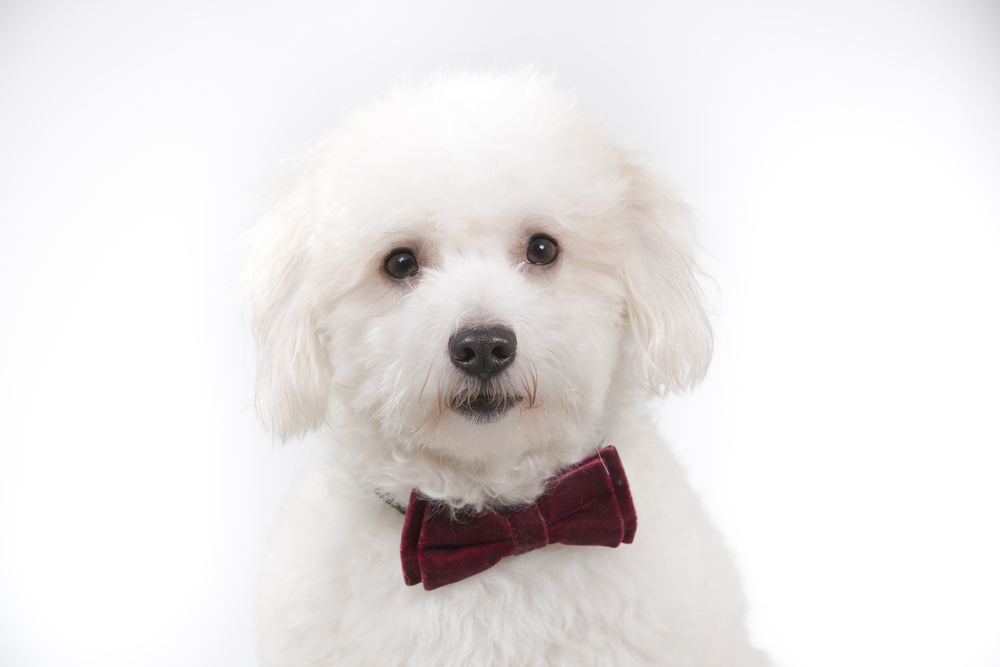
[436,376,445,415]
[536,345,588,378]
[517,370,531,408]
[529,360,539,407]
[528,353,596,405]
[417,362,433,408]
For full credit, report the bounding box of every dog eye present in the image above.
[385,249,419,279]
[526,235,558,265]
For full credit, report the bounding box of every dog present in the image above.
[244,70,768,667]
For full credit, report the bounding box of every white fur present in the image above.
[245,70,768,667]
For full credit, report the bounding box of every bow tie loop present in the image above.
[400,446,637,590]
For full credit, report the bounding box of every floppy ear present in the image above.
[243,184,332,441]
[620,158,714,395]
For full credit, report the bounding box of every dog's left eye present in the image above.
[526,235,558,265]
[385,249,419,279]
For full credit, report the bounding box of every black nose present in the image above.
[448,325,517,379]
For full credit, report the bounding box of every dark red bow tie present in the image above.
[400,446,637,590]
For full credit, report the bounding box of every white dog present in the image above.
[245,70,768,667]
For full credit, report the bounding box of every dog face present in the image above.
[321,197,628,462]
[245,72,712,487]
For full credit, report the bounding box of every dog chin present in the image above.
[452,394,523,424]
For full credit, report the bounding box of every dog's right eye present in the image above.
[384,249,419,280]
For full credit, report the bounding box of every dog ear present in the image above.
[243,185,332,441]
[620,158,714,395]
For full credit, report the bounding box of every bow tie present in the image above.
[400,446,637,590]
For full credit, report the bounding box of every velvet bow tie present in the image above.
[400,446,637,590]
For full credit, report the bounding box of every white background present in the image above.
[1,1,998,666]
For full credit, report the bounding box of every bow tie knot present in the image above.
[507,504,549,556]
[400,446,637,590]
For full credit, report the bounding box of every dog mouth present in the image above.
[452,393,522,423]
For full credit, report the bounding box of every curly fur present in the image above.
[245,70,767,667]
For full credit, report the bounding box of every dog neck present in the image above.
[347,429,608,512]
[374,438,607,515]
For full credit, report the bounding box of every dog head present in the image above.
[244,71,711,501]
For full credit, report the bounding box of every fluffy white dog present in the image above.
[245,70,768,667]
